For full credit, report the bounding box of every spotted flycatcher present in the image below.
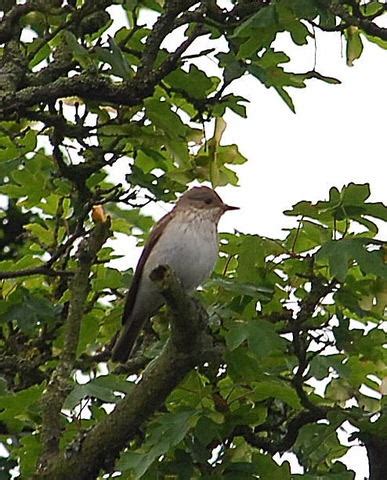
[111,186,238,362]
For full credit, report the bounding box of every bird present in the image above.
[111,185,239,362]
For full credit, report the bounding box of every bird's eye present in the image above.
[205,198,213,204]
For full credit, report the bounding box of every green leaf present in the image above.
[234,4,277,38]
[63,375,133,410]
[145,99,187,138]
[117,409,198,478]
[28,39,51,69]
[195,415,223,446]
[237,235,265,282]
[247,319,286,358]
[252,380,301,409]
[63,31,94,69]
[284,183,387,233]
[0,128,37,163]
[317,238,387,281]
[247,49,306,112]
[346,26,364,66]
[294,423,350,472]
[165,64,215,98]
[93,266,126,290]
[0,385,43,432]
[95,37,133,79]
[226,323,248,351]
[17,435,42,478]
[303,71,341,85]
[274,85,296,113]
[236,6,278,58]
[144,99,189,166]
[217,52,246,84]
[1,287,59,335]
[24,222,52,245]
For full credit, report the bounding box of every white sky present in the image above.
[219,30,387,243]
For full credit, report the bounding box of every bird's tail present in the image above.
[111,316,145,363]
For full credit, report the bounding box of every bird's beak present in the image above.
[223,204,239,212]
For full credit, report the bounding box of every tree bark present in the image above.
[365,435,387,480]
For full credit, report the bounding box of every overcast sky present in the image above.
[219,30,387,243]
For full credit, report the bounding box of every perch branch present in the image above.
[37,265,217,480]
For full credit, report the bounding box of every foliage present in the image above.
[0,1,386,479]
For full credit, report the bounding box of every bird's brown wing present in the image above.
[121,210,174,325]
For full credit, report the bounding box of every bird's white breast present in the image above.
[144,210,219,291]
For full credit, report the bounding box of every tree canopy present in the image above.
[0,1,386,479]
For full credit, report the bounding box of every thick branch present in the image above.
[0,74,152,116]
[38,220,111,468]
[348,15,387,40]
[363,434,387,480]
[0,2,35,44]
[37,265,216,480]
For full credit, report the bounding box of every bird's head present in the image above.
[176,186,239,220]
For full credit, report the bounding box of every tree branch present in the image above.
[291,275,336,410]
[0,266,73,279]
[0,2,35,44]
[38,219,111,469]
[321,0,387,40]
[0,74,152,117]
[37,265,217,480]
[136,0,198,80]
[234,407,327,454]
[363,434,387,480]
